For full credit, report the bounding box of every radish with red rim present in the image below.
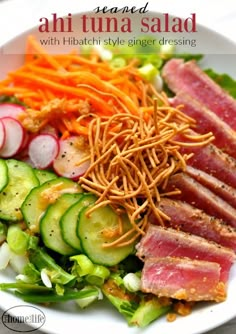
[53,136,90,179]
[0,117,25,158]
[0,103,25,119]
[0,119,6,150]
[28,134,60,169]
[20,131,31,150]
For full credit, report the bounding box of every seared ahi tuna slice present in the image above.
[186,166,236,209]
[141,257,226,302]
[171,92,236,160]
[167,173,236,228]
[136,225,235,282]
[180,143,236,189]
[157,198,236,251]
[162,59,236,130]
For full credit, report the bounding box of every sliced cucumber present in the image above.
[40,193,83,255]
[21,177,82,233]
[0,159,8,191]
[0,159,39,221]
[78,205,135,266]
[34,169,57,184]
[60,193,97,251]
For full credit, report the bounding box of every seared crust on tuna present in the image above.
[136,225,235,282]
[156,198,236,251]
[162,58,236,130]
[141,257,226,302]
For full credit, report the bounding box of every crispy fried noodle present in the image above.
[78,94,214,248]
[0,35,214,248]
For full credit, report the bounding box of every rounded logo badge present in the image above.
[2,305,46,332]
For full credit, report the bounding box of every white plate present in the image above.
[0,11,236,334]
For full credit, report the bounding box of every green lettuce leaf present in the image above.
[205,69,236,98]
[0,95,26,106]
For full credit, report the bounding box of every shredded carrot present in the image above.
[0,35,215,249]
[25,35,64,70]
[0,35,147,137]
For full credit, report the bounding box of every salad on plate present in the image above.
[0,33,236,330]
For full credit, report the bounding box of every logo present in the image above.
[2,305,46,332]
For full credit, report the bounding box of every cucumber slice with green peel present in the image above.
[34,169,57,184]
[60,193,97,251]
[40,193,83,255]
[0,159,8,191]
[78,205,135,266]
[0,159,39,221]
[21,177,82,233]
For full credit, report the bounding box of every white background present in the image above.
[0,0,236,47]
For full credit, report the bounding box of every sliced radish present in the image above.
[28,134,59,169]
[0,103,25,119]
[20,131,30,150]
[53,136,90,179]
[0,119,6,150]
[20,155,36,168]
[0,117,25,158]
